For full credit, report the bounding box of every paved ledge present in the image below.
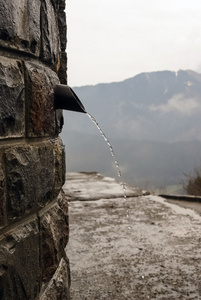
[65,174,201,299]
[63,172,148,201]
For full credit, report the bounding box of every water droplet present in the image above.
[122,182,127,201]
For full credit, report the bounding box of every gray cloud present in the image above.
[150,94,200,115]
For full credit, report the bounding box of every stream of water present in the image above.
[87,113,127,200]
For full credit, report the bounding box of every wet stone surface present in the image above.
[63,172,145,201]
[65,172,201,300]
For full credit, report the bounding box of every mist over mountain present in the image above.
[61,70,201,191]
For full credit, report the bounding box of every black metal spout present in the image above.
[54,84,86,113]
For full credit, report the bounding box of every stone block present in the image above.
[0,159,6,229]
[36,142,55,207]
[58,51,67,85]
[53,138,66,196]
[0,0,41,56]
[57,0,67,84]
[0,219,40,300]
[56,109,64,134]
[25,62,61,137]
[41,0,60,69]
[4,142,57,222]
[5,145,39,220]
[0,56,25,139]
[58,0,67,52]
[57,191,69,228]
[40,258,70,300]
[39,193,69,284]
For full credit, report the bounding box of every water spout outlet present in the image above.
[54,84,86,113]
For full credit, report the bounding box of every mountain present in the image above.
[61,70,201,191]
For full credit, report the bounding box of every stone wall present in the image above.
[0,0,70,299]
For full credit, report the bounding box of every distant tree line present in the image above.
[183,167,201,196]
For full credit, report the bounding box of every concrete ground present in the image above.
[63,172,201,300]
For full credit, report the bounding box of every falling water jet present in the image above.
[54,84,127,200]
[87,113,127,200]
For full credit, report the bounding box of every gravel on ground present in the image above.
[64,172,201,300]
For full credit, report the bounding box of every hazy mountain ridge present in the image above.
[61,70,201,190]
[67,70,201,142]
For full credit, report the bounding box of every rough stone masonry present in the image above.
[0,0,70,299]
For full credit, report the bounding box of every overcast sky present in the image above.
[66,0,201,87]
